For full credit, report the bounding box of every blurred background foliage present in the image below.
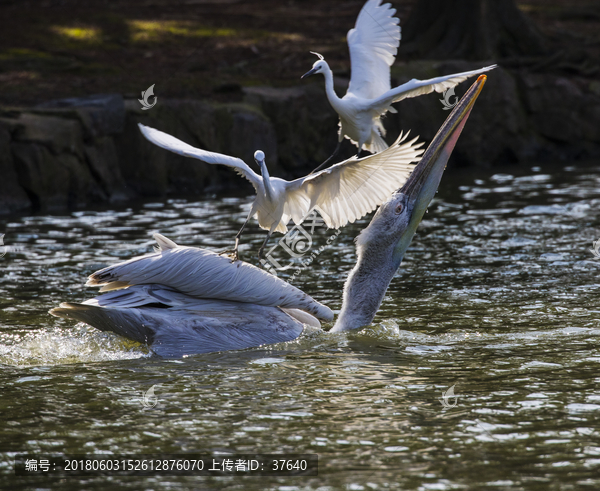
[0,0,598,107]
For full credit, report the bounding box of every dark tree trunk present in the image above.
[402,0,550,61]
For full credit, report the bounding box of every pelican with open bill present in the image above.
[332,74,487,331]
[49,76,487,356]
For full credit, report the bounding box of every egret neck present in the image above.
[301,56,343,116]
[254,150,275,202]
[320,64,343,115]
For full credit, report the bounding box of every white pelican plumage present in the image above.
[301,0,495,164]
[50,76,487,356]
[138,123,423,260]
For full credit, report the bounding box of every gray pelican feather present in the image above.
[50,75,487,356]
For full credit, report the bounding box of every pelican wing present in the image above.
[51,289,306,357]
[86,234,334,321]
[371,65,497,113]
[138,124,262,190]
[347,0,401,100]
[285,132,424,229]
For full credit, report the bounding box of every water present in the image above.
[2,162,600,490]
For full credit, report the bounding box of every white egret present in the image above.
[301,0,495,166]
[138,122,423,260]
[50,75,486,355]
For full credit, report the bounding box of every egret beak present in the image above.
[301,67,318,79]
[392,75,487,263]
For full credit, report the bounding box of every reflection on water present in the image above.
[2,162,600,489]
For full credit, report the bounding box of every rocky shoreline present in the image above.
[1,61,599,216]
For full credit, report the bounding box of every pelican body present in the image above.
[51,233,333,357]
[301,0,495,158]
[50,76,487,355]
[138,123,423,259]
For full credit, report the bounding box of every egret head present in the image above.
[301,52,329,79]
[253,150,271,190]
[332,75,487,332]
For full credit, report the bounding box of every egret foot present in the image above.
[219,248,240,262]
[257,230,274,262]
[257,246,266,262]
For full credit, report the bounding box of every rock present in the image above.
[218,103,278,172]
[84,137,129,202]
[36,94,125,138]
[116,114,171,197]
[12,142,101,210]
[122,99,276,196]
[387,61,600,166]
[1,69,599,216]
[0,122,31,213]
[436,61,533,166]
[521,73,600,158]
[13,113,84,157]
[244,84,340,173]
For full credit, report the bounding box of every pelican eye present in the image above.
[395,204,403,214]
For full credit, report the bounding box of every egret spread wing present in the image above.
[347,0,401,100]
[285,132,424,229]
[87,234,334,321]
[371,65,497,113]
[138,124,261,190]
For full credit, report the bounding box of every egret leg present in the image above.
[310,140,342,175]
[220,210,253,262]
[257,230,274,261]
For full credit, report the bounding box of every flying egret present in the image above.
[50,75,487,355]
[138,123,424,260]
[301,0,495,168]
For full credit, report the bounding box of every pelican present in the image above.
[301,0,495,167]
[50,75,486,356]
[138,123,423,260]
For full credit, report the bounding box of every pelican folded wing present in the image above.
[87,234,333,321]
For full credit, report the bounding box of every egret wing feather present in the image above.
[138,124,261,190]
[371,65,497,113]
[285,132,424,229]
[347,0,401,100]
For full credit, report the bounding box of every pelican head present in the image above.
[332,75,487,332]
[301,52,329,79]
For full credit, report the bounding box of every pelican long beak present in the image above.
[331,76,487,333]
[392,75,487,262]
[301,67,318,79]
